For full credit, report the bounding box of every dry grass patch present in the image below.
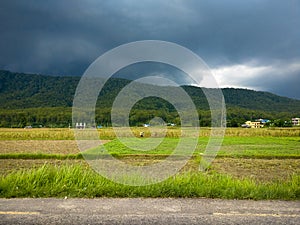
[0,140,111,154]
[212,158,300,182]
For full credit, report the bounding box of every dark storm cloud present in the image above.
[244,62,300,100]
[0,0,299,98]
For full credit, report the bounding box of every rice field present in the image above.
[0,127,299,199]
[0,126,299,140]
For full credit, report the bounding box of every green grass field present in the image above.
[0,127,299,199]
[98,136,300,158]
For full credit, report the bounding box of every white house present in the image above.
[292,118,300,126]
[75,122,86,129]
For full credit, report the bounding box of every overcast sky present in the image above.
[1,0,300,99]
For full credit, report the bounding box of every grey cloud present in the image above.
[0,0,299,98]
[264,73,300,100]
[245,61,300,99]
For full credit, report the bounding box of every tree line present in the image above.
[0,106,296,128]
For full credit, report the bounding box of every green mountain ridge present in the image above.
[0,70,299,127]
[1,70,300,112]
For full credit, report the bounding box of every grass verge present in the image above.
[0,164,299,200]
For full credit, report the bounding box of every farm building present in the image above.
[256,118,270,124]
[292,118,300,126]
[75,122,86,129]
[243,121,262,128]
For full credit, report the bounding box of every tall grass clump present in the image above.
[0,164,299,199]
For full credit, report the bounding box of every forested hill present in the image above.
[0,70,79,108]
[1,70,300,114]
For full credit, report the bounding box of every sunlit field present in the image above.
[0,127,299,199]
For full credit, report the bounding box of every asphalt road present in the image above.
[0,198,299,225]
